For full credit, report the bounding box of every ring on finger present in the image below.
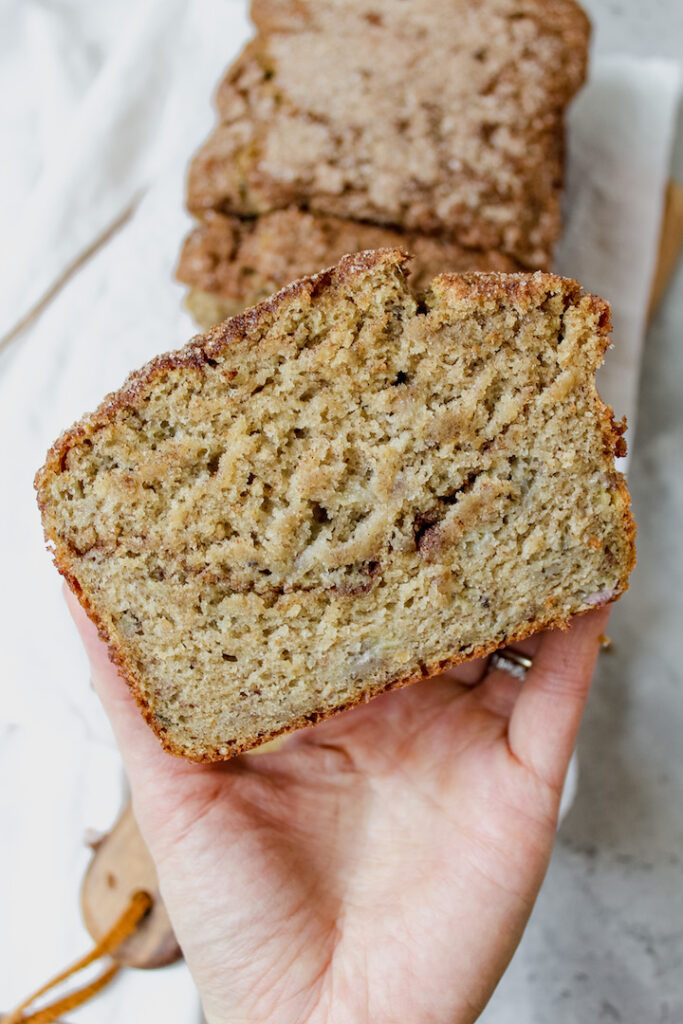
[489,648,533,680]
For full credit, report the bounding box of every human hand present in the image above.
[67,590,609,1024]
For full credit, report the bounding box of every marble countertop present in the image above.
[481,3,683,1021]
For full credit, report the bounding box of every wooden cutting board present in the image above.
[80,737,282,969]
[649,181,683,316]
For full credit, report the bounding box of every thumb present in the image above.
[508,606,610,794]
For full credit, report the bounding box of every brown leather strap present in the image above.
[4,890,152,1024]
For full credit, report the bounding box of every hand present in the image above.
[68,590,608,1024]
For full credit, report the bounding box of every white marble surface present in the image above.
[481,3,683,1021]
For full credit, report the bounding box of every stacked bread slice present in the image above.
[177,0,591,326]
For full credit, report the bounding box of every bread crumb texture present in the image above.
[187,0,590,267]
[36,251,635,760]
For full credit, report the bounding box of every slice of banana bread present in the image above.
[177,209,522,328]
[187,0,590,267]
[36,250,635,761]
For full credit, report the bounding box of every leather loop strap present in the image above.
[4,890,152,1024]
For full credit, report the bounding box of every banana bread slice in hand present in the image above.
[36,250,635,761]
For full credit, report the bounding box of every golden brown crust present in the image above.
[432,270,582,309]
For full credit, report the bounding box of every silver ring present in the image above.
[489,649,533,680]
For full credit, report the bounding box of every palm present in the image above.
[72,596,608,1024]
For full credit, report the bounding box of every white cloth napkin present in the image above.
[555,55,682,449]
[0,0,679,1017]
